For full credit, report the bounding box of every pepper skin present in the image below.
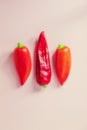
[56,44,71,85]
[36,32,51,87]
[14,43,32,85]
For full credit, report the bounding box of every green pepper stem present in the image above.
[17,42,23,48]
[58,44,64,49]
[42,85,47,88]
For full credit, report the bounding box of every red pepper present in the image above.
[56,44,71,85]
[36,32,51,87]
[14,43,32,85]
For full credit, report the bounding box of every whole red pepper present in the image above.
[36,32,51,87]
[14,43,32,85]
[55,44,71,85]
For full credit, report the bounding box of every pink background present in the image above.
[0,0,87,130]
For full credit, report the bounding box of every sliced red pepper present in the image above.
[56,44,71,85]
[36,32,51,87]
[14,43,32,85]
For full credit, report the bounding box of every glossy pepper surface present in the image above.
[14,43,32,85]
[36,32,51,87]
[56,44,71,85]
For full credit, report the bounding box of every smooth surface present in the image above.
[0,0,87,130]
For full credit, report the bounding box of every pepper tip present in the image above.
[40,31,45,36]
